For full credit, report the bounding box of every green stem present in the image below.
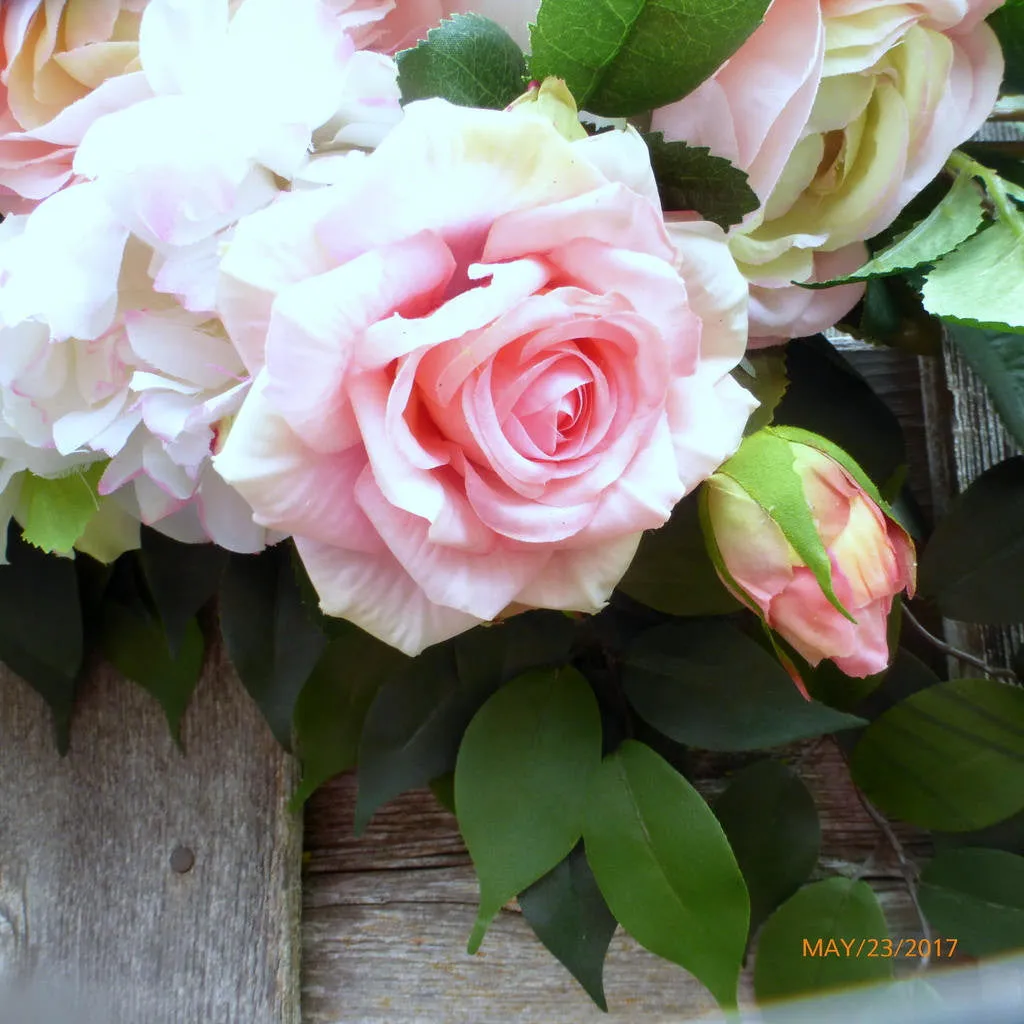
[947,150,1024,242]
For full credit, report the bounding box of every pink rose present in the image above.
[653,0,1004,344]
[213,95,755,654]
[705,431,916,678]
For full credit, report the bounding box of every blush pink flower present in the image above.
[653,0,1005,344]
[214,96,756,654]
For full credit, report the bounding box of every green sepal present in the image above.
[16,462,107,555]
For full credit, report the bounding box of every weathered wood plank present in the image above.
[0,645,302,1024]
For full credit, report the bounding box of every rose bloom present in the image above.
[214,95,756,654]
[705,434,916,677]
[653,0,1005,344]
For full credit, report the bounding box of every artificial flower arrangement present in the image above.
[1,0,1023,1011]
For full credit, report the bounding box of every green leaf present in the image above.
[850,678,1024,831]
[455,666,602,953]
[843,276,943,357]
[356,612,575,831]
[934,807,1024,858]
[922,220,1024,333]
[220,545,328,751]
[919,848,1024,957]
[101,601,204,742]
[617,491,741,616]
[624,620,866,750]
[754,878,892,1001]
[944,325,1024,450]
[919,456,1024,624]
[736,350,789,435]
[529,0,771,117]
[0,526,83,752]
[990,0,1024,93]
[140,529,226,655]
[16,463,105,555]
[290,621,409,808]
[642,133,758,230]
[396,14,527,109]
[519,846,618,1010]
[810,173,985,286]
[714,760,821,935]
[583,740,748,1007]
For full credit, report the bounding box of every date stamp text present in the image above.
[802,937,958,959]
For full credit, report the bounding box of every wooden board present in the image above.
[0,645,302,1024]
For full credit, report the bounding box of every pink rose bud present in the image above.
[702,427,916,679]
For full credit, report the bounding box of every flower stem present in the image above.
[946,150,1024,242]
[900,602,1018,682]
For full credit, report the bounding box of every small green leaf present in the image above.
[714,761,821,935]
[754,879,892,1001]
[529,0,771,117]
[456,666,602,953]
[919,456,1024,624]
[220,545,328,751]
[845,276,943,356]
[519,846,617,1011]
[642,133,758,230]
[736,350,789,435]
[919,848,1024,957]
[140,529,226,655]
[583,740,748,1007]
[17,463,105,555]
[101,601,204,742]
[291,621,408,809]
[850,678,1024,831]
[624,621,866,750]
[922,220,1024,333]
[0,526,83,752]
[617,491,741,616]
[810,173,985,286]
[397,14,527,109]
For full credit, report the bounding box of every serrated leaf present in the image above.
[850,678,1024,831]
[0,525,83,751]
[754,879,892,1001]
[16,463,105,555]
[844,275,943,356]
[396,13,527,109]
[919,848,1024,957]
[356,612,575,831]
[140,529,226,655]
[811,173,985,286]
[583,740,748,1007]
[101,601,203,742]
[922,220,1024,333]
[456,666,602,953]
[220,545,327,751]
[714,760,821,935]
[519,846,617,1010]
[617,491,741,616]
[291,622,408,808]
[944,325,1024,449]
[642,133,758,230]
[529,0,771,117]
[919,456,1024,623]
[736,350,789,435]
[624,620,866,751]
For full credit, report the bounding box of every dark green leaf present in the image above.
[220,546,327,751]
[396,14,527,109]
[991,0,1024,92]
[356,614,575,831]
[617,491,740,616]
[0,526,83,752]
[624,621,866,751]
[934,807,1024,858]
[843,275,944,356]
[519,846,617,1011]
[714,760,820,935]
[140,529,226,655]
[290,621,408,808]
[850,678,1024,831]
[919,456,1024,623]
[919,848,1024,957]
[101,601,203,742]
[944,325,1024,450]
[642,133,758,229]
[429,772,456,814]
[583,740,748,1007]
[736,350,789,435]
[754,878,892,1001]
[456,666,602,952]
[529,0,771,117]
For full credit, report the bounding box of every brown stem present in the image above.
[901,603,1018,683]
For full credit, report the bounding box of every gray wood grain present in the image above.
[0,644,302,1024]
